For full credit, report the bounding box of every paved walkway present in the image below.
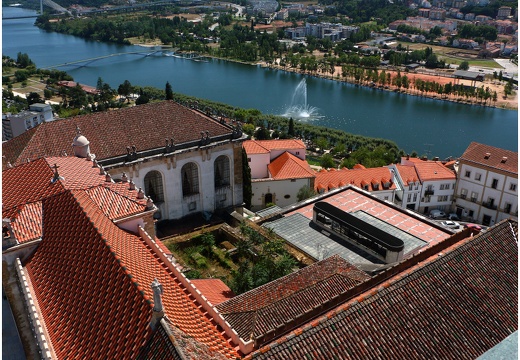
[2,287,26,360]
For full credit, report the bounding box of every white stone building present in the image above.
[453,142,517,226]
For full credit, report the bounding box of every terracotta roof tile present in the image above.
[394,164,419,184]
[459,142,517,174]
[268,152,315,180]
[25,189,239,359]
[3,101,234,167]
[190,279,235,305]
[315,167,396,192]
[216,255,369,346]
[10,202,43,243]
[243,140,306,157]
[414,161,456,181]
[248,220,518,359]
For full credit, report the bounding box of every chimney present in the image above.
[150,279,164,330]
[484,152,491,159]
[501,156,507,163]
[105,172,113,183]
[121,173,128,182]
[129,180,136,190]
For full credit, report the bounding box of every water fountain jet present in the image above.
[282,78,322,120]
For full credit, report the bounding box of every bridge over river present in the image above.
[2,0,69,20]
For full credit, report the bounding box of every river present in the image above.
[3,7,518,159]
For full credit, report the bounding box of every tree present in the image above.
[68,84,88,109]
[118,80,133,103]
[135,94,149,105]
[458,61,470,71]
[16,52,34,68]
[320,153,335,169]
[165,81,173,100]
[242,147,252,209]
[254,126,270,140]
[288,117,295,136]
[297,185,316,202]
[26,92,42,105]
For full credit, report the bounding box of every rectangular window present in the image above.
[296,151,300,155]
[505,203,512,213]
[408,184,413,191]
[469,210,474,218]
[460,188,468,199]
[471,192,478,202]
[407,194,411,202]
[475,173,481,181]
[465,170,471,178]
[440,184,445,190]
[510,183,516,191]
[413,193,417,202]
[25,119,32,129]
[248,158,251,162]
[438,195,448,202]
[491,178,498,189]
[452,183,455,189]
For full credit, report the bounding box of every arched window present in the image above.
[144,171,164,203]
[214,155,230,188]
[182,162,199,196]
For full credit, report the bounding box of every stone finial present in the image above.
[151,279,164,312]
[51,163,64,183]
[146,197,154,210]
[137,187,145,199]
[76,125,82,135]
[6,162,13,168]
[62,150,67,157]
[99,165,105,175]
[105,172,112,183]
[129,180,136,190]
[92,159,98,168]
[121,173,128,182]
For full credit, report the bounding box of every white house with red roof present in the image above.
[388,156,456,215]
[243,139,315,210]
[453,142,517,226]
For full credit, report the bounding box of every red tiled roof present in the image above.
[216,255,369,346]
[243,140,270,154]
[3,101,234,168]
[395,164,419,185]
[190,279,235,305]
[245,139,305,153]
[3,157,147,243]
[9,202,43,243]
[268,152,315,180]
[25,189,239,359]
[248,220,518,359]
[414,161,456,181]
[25,191,154,359]
[459,142,518,174]
[314,167,396,192]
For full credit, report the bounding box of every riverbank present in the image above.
[256,59,518,111]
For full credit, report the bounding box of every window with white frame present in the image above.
[214,155,230,188]
[475,173,481,181]
[510,183,516,191]
[465,170,471,178]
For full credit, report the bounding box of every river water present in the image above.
[3,7,518,158]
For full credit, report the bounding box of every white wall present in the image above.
[251,178,311,211]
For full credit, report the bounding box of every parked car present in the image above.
[429,209,446,219]
[441,220,460,229]
[448,213,460,221]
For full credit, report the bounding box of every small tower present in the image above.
[72,126,94,159]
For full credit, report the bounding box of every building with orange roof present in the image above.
[2,100,247,221]
[3,154,245,359]
[243,139,315,211]
[453,142,517,226]
[388,156,456,215]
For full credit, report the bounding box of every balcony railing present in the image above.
[470,197,478,203]
[459,194,467,199]
[482,202,497,210]
[424,189,434,196]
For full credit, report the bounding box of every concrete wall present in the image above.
[251,178,311,211]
